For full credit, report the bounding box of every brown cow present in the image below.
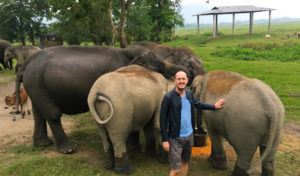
[4,88,30,118]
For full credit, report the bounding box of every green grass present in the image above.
[0,21,300,176]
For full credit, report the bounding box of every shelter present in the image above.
[193,5,275,37]
[39,31,63,48]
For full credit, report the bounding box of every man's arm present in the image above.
[190,91,226,110]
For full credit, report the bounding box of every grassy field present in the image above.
[0,21,300,176]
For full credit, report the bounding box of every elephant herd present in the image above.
[5,40,284,176]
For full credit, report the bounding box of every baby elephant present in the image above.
[191,71,285,176]
[88,65,174,175]
[5,88,30,118]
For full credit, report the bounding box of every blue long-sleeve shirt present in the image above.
[160,88,216,142]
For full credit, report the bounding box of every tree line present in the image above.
[0,0,183,48]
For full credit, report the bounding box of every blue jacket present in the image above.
[160,89,215,142]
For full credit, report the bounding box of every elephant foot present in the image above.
[261,167,274,176]
[33,137,53,147]
[57,143,76,154]
[104,151,114,170]
[145,139,157,157]
[114,153,134,175]
[232,164,249,176]
[208,153,227,169]
[157,145,169,164]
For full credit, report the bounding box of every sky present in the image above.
[181,0,300,24]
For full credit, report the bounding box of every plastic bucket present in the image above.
[193,133,207,147]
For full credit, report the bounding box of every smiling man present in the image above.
[160,71,226,176]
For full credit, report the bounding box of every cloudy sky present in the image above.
[181,0,300,24]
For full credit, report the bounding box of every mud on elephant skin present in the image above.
[132,42,206,84]
[191,71,285,176]
[14,45,188,154]
[88,65,175,174]
[4,45,41,73]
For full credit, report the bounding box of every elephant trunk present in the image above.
[164,61,190,81]
[88,94,114,125]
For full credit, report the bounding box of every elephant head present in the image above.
[128,50,190,81]
[4,46,15,66]
[165,47,206,85]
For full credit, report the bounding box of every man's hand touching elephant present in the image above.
[215,99,226,109]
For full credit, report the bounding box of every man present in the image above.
[160,71,226,176]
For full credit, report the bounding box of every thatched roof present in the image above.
[193,5,275,16]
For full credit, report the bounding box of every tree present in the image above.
[49,0,112,45]
[0,0,50,45]
[148,0,183,43]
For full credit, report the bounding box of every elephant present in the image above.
[0,39,11,71]
[87,65,175,174]
[132,42,206,84]
[190,70,285,176]
[14,45,188,154]
[4,45,41,73]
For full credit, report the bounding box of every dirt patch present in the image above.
[0,81,74,153]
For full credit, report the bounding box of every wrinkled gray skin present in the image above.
[132,42,206,85]
[4,45,41,73]
[0,39,12,71]
[15,45,188,154]
[88,65,174,174]
[191,71,285,176]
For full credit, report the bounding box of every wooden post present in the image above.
[197,15,200,37]
[232,13,235,35]
[249,12,254,35]
[268,10,272,34]
[213,14,218,37]
[213,14,216,37]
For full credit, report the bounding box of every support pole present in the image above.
[197,15,200,37]
[232,13,235,35]
[213,14,218,37]
[268,10,272,34]
[249,12,254,35]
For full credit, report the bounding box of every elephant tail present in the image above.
[88,94,114,125]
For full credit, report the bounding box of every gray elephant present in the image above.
[15,45,188,154]
[88,65,175,174]
[4,45,41,73]
[191,71,285,176]
[0,39,11,70]
[132,42,206,84]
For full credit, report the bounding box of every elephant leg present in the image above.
[232,148,257,176]
[260,146,275,176]
[31,93,75,154]
[143,118,156,157]
[110,131,134,174]
[8,59,13,70]
[208,132,227,169]
[32,105,53,147]
[127,131,142,152]
[97,125,114,170]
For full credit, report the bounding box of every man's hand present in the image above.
[162,141,170,152]
[215,99,226,109]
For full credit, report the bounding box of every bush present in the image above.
[212,42,300,62]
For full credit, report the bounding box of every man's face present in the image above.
[174,71,188,91]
